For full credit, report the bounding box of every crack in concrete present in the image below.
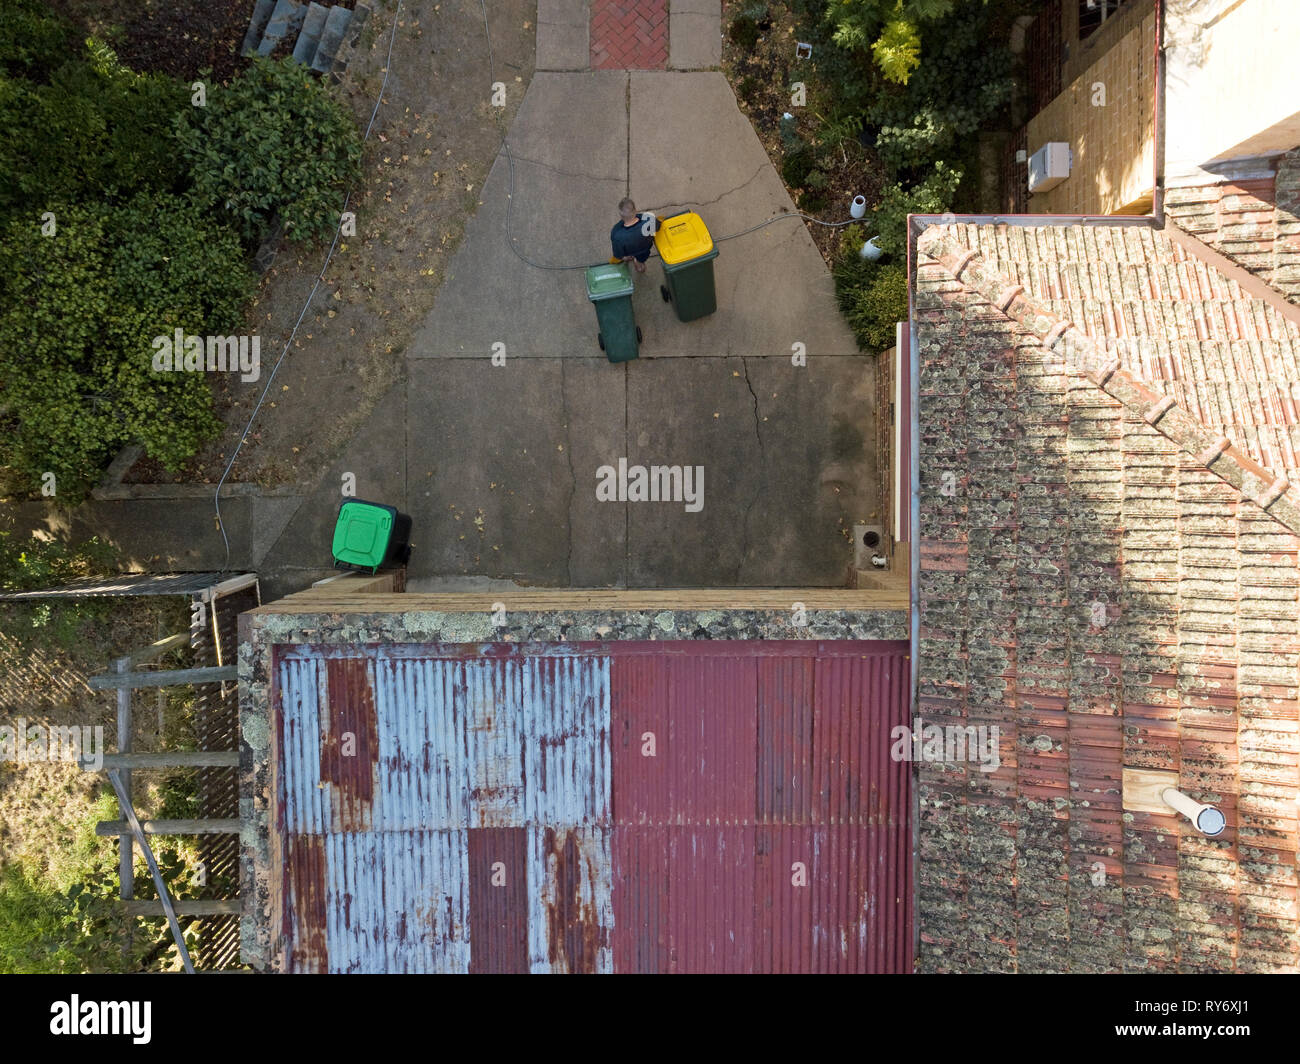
[658,160,770,214]
[625,73,632,197]
[561,358,577,586]
[737,354,764,584]
[502,151,625,184]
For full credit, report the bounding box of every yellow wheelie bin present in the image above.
[654,210,719,322]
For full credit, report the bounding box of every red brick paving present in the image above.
[590,0,668,70]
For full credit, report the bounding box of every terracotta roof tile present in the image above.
[914,220,1300,973]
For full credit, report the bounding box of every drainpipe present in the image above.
[1161,787,1227,837]
[1152,0,1166,225]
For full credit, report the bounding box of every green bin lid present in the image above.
[585,262,634,302]
[331,500,395,569]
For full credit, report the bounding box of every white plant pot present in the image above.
[849,195,867,219]
[859,236,883,261]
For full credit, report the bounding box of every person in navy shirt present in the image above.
[610,197,656,274]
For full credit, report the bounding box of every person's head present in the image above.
[618,197,637,221]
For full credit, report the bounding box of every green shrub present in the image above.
[0,531,117,592]
[870,15,923,84]
[0,38,188,215]
[109,193,252,338]
[729,16,762,50]
[845,263,908,350]
[176,56,362,245]
[826,0,958,85]
[0,0,75,80]
[781,144,816,188]
[786,2,1012,181]
[861,5,1013,177]
[0,195,252,497]
[870,161,961,258]
[833,223,907,351]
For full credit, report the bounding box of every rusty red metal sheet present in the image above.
[529,826,612,973]
[613,823,909,974]
[274,641,911,973]
[608,644,912,973]
[283,834,328,974]
[611,654,670,825]
[467,827,528,974]
[611,654,758,824]
[813,653,909,825]
[612,826,755,973]
[757,656,815,822]
[610,824,670,973]
[321,658,378,832]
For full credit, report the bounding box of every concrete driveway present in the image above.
[397,66,875,588]
[246,7,879,594]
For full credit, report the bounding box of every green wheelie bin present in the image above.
[586,262,642,363]
[331,498,413,574]
[654,210,718,322]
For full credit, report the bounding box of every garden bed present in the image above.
[47,0,253,83]
[722,1,886,267]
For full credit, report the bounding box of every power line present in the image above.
[214,2,404,570]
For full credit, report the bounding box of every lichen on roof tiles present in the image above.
[912,220,1300,974]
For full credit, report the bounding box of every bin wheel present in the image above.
[399,544,412,565]
[636,326,643,344]
[598,333,605,351]
[660,285,671,302]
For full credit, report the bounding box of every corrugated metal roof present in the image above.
[0,571,232,599]
[272,642,909,973]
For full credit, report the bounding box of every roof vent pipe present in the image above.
[1161,788,1226,837]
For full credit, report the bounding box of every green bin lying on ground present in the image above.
[586,261,642,362]
[654,210,719,322]
[331,498,413,574]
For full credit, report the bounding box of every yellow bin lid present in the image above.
[654,211,714,265]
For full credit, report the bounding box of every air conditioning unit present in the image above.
[1027,142,1072,194]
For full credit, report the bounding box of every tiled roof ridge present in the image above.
[917,225,1300,534]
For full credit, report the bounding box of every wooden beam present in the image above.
[309,571,398,594]
[89,664,236,690]
[97,818,240,837]
[114,657,133,907]
[107,770,195,974]
[194,573,259,602]
[123,899,240,916]
[251,588,910,616]
[91,751,240,770]
[127,632,190,668]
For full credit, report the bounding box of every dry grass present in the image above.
[0,598,193,886]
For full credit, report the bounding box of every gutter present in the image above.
[1153,0,1166,224]
[907,254,921,974]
